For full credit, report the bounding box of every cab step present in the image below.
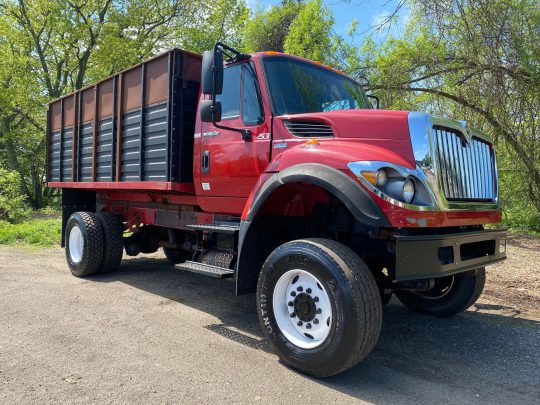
[175,261,234,278]
[186,223,240,234]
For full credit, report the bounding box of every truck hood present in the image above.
[277,109,411,140]
[274,109,415,168]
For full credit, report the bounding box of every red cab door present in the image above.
[199,62,270,199]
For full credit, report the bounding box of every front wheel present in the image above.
[395,268,486,317]
[257,238,382,377]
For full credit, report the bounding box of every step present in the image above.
[175,261,234,278]
[186,223,240,234]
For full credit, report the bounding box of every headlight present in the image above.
[376,169,387,186]
[348,161,434,208]
[402,178,416,203]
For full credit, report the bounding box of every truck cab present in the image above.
[47,43,506,377]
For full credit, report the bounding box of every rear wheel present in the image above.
[96,212,124,273]
[395,268,486,317]
[65,212,104,277]
[257,238,382,377]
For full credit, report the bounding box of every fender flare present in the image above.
[235,163,390,296]
[244,163,389,226]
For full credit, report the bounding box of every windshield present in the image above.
[261,56,371,116]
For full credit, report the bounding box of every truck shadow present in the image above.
[91,256,540,403]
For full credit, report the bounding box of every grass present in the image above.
[0,217,61,247]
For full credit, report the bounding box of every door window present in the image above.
[217,64,241,120]
[242,64,263,125]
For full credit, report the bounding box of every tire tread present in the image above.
[96,212,124,273]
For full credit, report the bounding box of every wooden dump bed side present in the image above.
[46,49,201,192]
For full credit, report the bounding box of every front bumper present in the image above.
[393,229,507,281]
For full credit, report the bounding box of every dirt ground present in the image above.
[0,236,538,404]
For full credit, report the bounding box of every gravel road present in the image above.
[0,237,538,404]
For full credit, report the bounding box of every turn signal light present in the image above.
[362,171,378,185]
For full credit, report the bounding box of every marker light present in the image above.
[305,139,320,148]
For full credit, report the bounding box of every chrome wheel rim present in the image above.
[68,225,84,263]
[272,269,333,349]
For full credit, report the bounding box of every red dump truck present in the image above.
[46,43,507,377]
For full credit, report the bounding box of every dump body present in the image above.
[46,49,201,191]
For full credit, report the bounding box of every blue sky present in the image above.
[247,0,410,44]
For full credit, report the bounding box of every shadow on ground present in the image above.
[90,256,540,403]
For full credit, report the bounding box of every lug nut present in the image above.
[290,312,296,318]
[297,286,303,292]
[316,308,322,314]
[313,296,319,302]
[297,321,303,326]
[288,301,293,306]
[306,288,312,294]
[290,291,296,297]
[306,323,312,329]
[313,318,319,324]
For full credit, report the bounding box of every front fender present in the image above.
[235,163,390,296]
[244,163,389,227]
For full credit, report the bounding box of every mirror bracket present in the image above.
[367,94,380,109]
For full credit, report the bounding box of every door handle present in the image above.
[201,151,210,174]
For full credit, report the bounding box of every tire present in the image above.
[65,212,104,277]
[96,212,124,273]
[395,268,486,317]
[163,247,190,264]
[257,238,382,377]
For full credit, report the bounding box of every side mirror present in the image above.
[200,99,222,123]
[201,49,223,95]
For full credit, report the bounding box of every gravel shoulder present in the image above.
[0,236,538,404]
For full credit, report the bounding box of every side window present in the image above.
[242,64,263,125]
[217,64,241,120]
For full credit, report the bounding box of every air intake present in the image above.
[283,120,333,137]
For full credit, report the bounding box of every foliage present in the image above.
[0,217,61,246]
[177,0,248,53]
[283,0,334,62]
[243,0,304,53]
[0,167,30,222]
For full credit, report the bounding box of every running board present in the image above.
[186,224,240,234]
[175,261,234,278]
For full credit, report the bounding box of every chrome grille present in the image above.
[283,120,333,137]
[433,126,496,201]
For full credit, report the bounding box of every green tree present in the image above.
[0,167,29,222]
[243,0,304,53]
[284,0,334,62]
